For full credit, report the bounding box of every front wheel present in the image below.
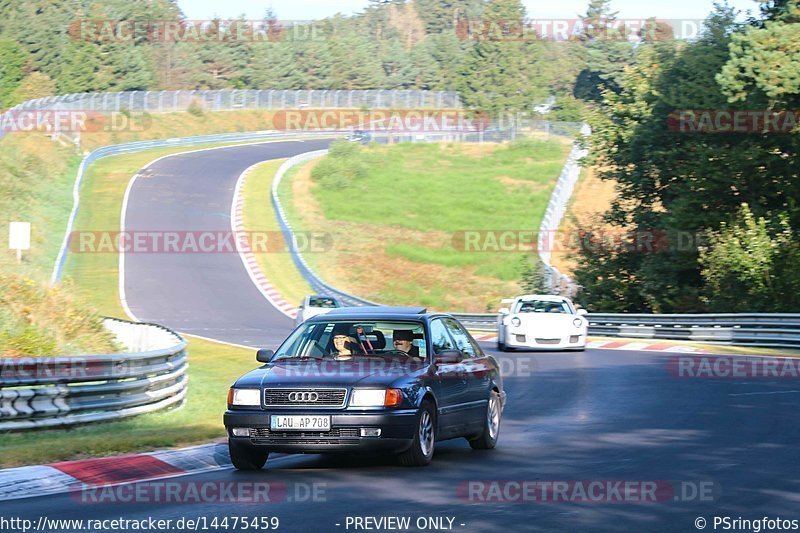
[468,391,501,450]
[497,331,507,352]
[229,440,269,470]
[398,401,435,466]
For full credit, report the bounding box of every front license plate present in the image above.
[270,415,331,431]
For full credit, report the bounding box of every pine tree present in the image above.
[459,0,543,115]
[0,39,27,106]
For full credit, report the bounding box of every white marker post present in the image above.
[9,222,31,263]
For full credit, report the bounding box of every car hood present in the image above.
[234,359,428,389]
[510,313,582,334]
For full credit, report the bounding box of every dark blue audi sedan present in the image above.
[224,306,506,469]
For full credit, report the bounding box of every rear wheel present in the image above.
[398,401,435,466]
[468,391,501,450]
[229,440,269,470]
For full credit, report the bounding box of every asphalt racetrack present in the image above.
[7,139,798,532]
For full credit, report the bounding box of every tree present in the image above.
[699,204,800,311]
[572,0,634,101]
[459,0,546,116]
[10,72,56,104]
[415,0,485,33]
[717,1,800,105]
[57,41,104,93]
[0,39,26,106]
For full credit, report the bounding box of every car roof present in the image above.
[515,294,570,302]
[307,306,435,322]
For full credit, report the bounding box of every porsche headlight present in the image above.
[572,318,584,328]
[510,317,521,327]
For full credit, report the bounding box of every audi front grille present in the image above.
[263,388,347,407]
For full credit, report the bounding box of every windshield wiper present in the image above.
[272,356,328,362]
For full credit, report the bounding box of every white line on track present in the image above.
[118,139,303,323]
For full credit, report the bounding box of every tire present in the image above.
[398,400,435,466]
[497,331,507,352]
[468,391,501,450]
[229,440,269,470]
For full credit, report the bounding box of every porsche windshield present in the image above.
[274,321,427,361]
[515,300,571,314]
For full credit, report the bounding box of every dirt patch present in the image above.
[497,175,548,191]
[551,167,619,275]
[448,142,501,158]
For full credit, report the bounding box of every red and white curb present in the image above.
[471,333,710,354]
[232,162,298,319]
[0,443,232,502]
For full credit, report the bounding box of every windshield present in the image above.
[515,300,571,314]
[274,320,427,361]
[308,297,339,308]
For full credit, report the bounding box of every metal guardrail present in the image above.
[422,312,800,348]
[0,318,187,431]
[272,150,378,308]
[586,313,800,348]
[538,124,591,296]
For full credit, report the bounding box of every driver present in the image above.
[392,330,421,359]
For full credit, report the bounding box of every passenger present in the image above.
[392,330,421,359]
[331,324,361,360]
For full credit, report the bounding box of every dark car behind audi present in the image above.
[224,307,506,469]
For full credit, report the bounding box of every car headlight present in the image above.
[228,388,261,406]
[510,317,521,327]
[572,318,584,328]
[350,388,402,407]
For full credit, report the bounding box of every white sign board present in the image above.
[9,222,31,250]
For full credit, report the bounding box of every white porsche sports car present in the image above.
[496,295,588,351]
[294,295,343,326]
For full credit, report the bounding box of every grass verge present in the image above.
[0,140,290,467]
[278,139,572,312]
[240,160,312,307]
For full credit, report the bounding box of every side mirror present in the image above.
[498,307,510,315]
[434,350,461,364]
[576,309,588,316]
[256,349,275,363]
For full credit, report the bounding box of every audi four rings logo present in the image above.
[288,391,319,402]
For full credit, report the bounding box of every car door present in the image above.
[443,318,493,431]
[428,318,468,438]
